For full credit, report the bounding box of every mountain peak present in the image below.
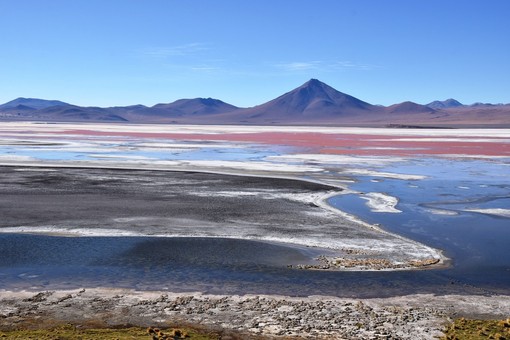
[237,79,375,120]
[427,98,463,109]
[303,78,322,86]
[198,97,226,106]
[299,78,334,91]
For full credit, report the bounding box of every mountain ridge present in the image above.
[1,79,509,127]
[387,101,436,114]
[152,97,238,116]
[0,98,70,110]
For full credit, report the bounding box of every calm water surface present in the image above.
[0,234,482,297]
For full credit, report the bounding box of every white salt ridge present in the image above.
[138,142,247,149]
[372,138,510,143]
[0,225,424,258]
[361,192,402,213]
[14,168,57,172]
[426,208,459,216]
[358,146,427,150]
[0,158,323,174]
[344,169,426,180]
[188,191,260,198]
[0,155,35,161]
[89,154,156,160]
[173,160,323,173]
[439,154,510,159]
[0,226,143,237]
[463,208,510,218]
[267,154,407,165]
[186,190,331,207]
[4,122,510,138]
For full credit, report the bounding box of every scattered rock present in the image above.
[23,291,54,303]
[2,289,509,339]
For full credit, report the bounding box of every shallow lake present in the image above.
[0,137,509,297]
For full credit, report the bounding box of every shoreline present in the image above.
[312,190,449,271]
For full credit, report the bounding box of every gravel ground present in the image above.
[1,288,509,339]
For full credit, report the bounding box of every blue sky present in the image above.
[1,0,509,107]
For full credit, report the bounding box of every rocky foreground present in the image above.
[1,289,509,339]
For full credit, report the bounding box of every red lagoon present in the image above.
[57,129,510,157]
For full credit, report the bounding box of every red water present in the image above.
[55,129,510,157]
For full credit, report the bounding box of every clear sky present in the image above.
[1,0,509,107]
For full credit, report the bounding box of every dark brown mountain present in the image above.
[253,78,374,114]
[213,79,381,124]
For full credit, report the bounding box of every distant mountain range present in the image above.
[0,97,70,110]
[1,79,509,127]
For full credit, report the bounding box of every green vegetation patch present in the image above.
[441,317,510,340]
[0,324,218,340]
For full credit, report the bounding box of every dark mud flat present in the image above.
[0,165,480,297]
[0,166,333,230]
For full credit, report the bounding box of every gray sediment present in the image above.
[0,165,443,270]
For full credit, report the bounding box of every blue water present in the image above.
[327,156,510,293]
[103,147,278,161]
[0,142,284,162]
[0,147,92,161]
[0,234,493,297]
